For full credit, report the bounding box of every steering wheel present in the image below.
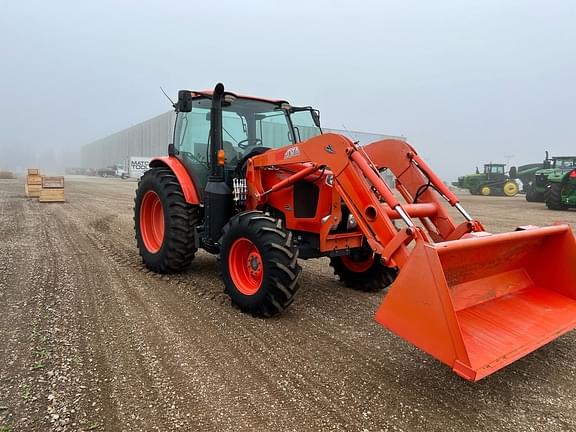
[237,138,262,149]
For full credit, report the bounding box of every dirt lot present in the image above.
[1,177,576,432]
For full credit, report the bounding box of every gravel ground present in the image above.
[1,177,576,432]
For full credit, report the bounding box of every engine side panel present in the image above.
[258,166,333,232]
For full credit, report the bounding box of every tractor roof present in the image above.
[552,156,576,160]
[190,89,288,105]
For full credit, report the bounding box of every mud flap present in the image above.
[375,224,576,381]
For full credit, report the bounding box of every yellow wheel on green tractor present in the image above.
[503,181,519,197]
[481,186,491,196]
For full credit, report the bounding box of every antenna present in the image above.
[504,154,514,166]
[160,86,175,107]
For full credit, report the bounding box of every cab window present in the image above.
[256,111,293,149]
[174,102,210,165]
[290,109,322,142]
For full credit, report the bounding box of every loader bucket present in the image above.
[375,224,576,381]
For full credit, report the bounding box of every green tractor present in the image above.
[526,153,576,202]
[545,168,576,210]
[453,163,519,197]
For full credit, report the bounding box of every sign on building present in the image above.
[128,157,153,178]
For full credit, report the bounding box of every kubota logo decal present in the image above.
[283,146,300,159]
[325,144,335,154]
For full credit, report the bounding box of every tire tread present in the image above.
[134,167,199,273]
[219,211,301,317]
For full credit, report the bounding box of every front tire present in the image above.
[330,252,397,292]
[220,211,301,317]
[134,167,199,273]
[480,185,492,196]
[545,183,568,210]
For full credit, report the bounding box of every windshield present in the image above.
[552,158,576,169]
[174,97,321,168]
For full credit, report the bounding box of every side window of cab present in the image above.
[175,103,211,165]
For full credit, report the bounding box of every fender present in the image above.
[149,156,201,205]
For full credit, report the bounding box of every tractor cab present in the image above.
[173,90,322,194]
[483,163,506,180]
[551,157,576,170]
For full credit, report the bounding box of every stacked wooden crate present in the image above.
[39,176,65,202]
[25,169,43,197]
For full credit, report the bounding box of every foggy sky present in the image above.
[1,0,574,180]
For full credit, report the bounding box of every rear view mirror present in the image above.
[312,110,321,127]
[176,90,193,112]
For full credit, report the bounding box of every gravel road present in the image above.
[1,177,576,432]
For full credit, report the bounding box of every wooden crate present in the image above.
[25,169,43,197]
[39,188,65,202]
[42,176,65,189]
[25,183,42,198]
[27,174,43,185]
[39,176,65,202]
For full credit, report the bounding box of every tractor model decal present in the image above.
[283,146,301,159]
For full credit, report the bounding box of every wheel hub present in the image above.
[248,253,262,274]
[140,190,164,253]
[228,237,264,295]
[341,253,375,273]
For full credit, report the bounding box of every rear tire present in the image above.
[330,253,397,292]
[545,183,568,210]
[220,211,301,317]
[503,181,519,197]
[134,167,199,273]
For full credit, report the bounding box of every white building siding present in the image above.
[81,111,404,169]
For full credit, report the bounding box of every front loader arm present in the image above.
[247,133,482,267]
[363,139,485,241]
[248,133,576,382]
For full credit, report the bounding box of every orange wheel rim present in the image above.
[341,254,374,273]
[140,190,164,253]
[228,237,263,295]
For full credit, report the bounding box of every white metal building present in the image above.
[81,111,404,169]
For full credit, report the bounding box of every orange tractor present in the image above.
[135,83,576,381]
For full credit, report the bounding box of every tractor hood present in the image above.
[539,168,570,182]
